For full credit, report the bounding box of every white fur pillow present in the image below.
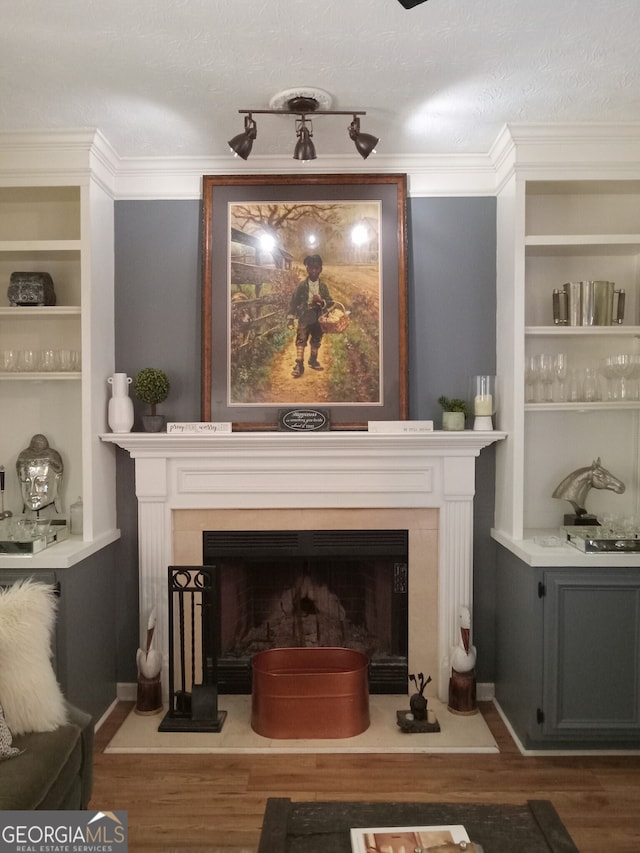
[0,579,68,735]
[0,704,22,759]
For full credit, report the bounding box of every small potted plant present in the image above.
[438,395,469,431]
[134,367,170,432]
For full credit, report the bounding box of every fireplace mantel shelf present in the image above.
[100,430,506,456]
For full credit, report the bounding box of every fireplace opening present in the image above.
[203,529,408,694]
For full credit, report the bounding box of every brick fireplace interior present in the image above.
[203,527,410,693]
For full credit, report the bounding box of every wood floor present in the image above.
[91,701,640,853]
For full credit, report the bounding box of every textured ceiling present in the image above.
[1,0,640,159]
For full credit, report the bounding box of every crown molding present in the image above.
[0,128,119,196]
[491,122,640,193]
[111,152,497,200]
[3,124,640,201]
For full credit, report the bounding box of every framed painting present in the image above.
[201,173,408,430]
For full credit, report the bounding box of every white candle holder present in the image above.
[470,375,496,431]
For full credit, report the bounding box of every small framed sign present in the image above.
[278,408,330,432]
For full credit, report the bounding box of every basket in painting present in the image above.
[318,302,350,334]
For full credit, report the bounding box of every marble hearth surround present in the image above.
[101,431,505,700]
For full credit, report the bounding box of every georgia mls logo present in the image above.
[0,810,128,852]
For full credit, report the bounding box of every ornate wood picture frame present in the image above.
[201,173,408,430]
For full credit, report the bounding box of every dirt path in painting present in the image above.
[269,331,335,404]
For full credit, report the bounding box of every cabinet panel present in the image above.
[0,381,83,516]
[496,546,640,750]
[525,182,640,236]
[0,187,81,241]
[0,311,81,352]
[543,571,640,738]
[525,250,639,327]
[0,250,81,306]
[524,409,638,530]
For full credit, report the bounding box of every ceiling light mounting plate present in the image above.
[288,96,319,114]
[269,87,333,112]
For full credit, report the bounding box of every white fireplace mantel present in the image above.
[101,430,506,698]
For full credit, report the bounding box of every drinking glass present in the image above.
[40,349,58,371]
[58,349,73,371]
[536,353,555,403]
[553,353,568,402]
[1,350,18,371]
[525,355,539,403]
[600,354,640,401]
[19,349,38,371]
[567,368,582,402]
[582,367,601,402]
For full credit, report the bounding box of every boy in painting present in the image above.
[287,254,333,378]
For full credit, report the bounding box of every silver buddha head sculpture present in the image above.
[16,433,64,514]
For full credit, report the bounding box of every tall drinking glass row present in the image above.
[1,349,80,372]
[525,353,640,403]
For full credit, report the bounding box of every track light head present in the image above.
[349,116,379,159]
[228,114,257,160]
[293,120,317,162]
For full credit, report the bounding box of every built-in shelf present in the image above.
[525,325,640,336]
[492,527,640,568]
[525,234,640,253]
[0,372,81,380]
[0,306,81,316]
[0,132,117,548]
[0,530,120,570]
[525,401,640,412]
[0,240,82,252]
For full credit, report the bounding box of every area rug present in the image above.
[105,695,498,754]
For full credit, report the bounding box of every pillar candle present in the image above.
[474,394,493,415]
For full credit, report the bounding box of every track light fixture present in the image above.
[293,118,317,162]
[228,88,379,161]
[348,116,378,159]
[228,114,257,160]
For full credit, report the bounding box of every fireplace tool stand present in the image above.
[159,565,227,732]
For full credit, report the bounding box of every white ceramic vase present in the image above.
[107,373,135,433]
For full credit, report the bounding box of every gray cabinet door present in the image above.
[543,569,640,744]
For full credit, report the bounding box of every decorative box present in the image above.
[8,272,57,306]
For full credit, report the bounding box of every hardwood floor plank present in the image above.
[90,701,640,853]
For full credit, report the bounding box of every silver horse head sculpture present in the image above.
[552,457,625,517]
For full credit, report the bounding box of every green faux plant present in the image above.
[133,368,170,415]
[437,395,469,416]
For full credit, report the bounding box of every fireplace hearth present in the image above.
[203,529,409,693]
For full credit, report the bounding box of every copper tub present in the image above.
[251,647,370,739]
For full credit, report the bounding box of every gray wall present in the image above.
[114,195,497,682]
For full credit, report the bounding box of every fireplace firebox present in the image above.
[203,529,409,693]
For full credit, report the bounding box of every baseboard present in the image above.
[117,682,137,702]
[492,697,640,757]
[477,682,494,702]
[94,698,119,732]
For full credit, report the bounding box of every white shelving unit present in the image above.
[494,128,640,560]
[0,131,119,567]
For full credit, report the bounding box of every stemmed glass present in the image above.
[553,353,568,402]
[525,355,539,403]
[536,353,555,403]
[600,354,640,401]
